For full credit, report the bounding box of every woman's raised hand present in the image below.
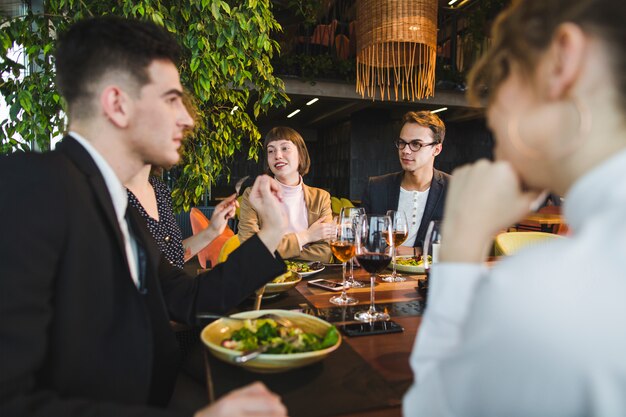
[208,194,238,235]
[440,159,544,263]
[248,175,288,253]
[303,217,336,244]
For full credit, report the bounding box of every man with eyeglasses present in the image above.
[361,111,450,256]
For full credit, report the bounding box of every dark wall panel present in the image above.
[209,111,493,203]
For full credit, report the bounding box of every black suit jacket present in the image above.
[361,169,450,249]
[0,137,285,416]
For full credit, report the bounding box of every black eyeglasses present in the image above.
[394,139,438,152]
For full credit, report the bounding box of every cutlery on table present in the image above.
[196,312,293,328]
[234,335,299,363]
[234,175,250,197]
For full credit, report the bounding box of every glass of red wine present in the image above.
[354,214,393,322]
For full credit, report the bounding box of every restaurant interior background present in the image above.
[1,0,509,230]
[217,0,505,202]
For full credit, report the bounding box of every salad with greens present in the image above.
[284,260,313,273]
[221,318,339,354]
[396,255,432,266]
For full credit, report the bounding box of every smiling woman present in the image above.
[238,127,335,262]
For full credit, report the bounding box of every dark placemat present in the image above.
[314,301,425,323]
[203,341,402,417]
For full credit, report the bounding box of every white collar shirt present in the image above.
[404,148,626,417]
[69,132,140,287]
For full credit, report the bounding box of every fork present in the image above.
[234,335,299,363]
[234,175,250,197]
[196,312,293,328]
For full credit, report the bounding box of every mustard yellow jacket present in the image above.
[238,183,333,261]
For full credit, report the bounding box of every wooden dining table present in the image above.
[185,265,427,417]
[515,212,565,233]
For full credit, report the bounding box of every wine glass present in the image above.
[420,220,442,302]
[340,206,366,288]
[380,210,409,282]
[354,214,392,322]
[329,216,358,306]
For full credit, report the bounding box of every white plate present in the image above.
[265,271,302,295]
[286,261,325,278]
[389,255,426,274]
[299,265,325,278]
[201,309,342,373]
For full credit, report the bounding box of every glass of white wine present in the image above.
[340,206,366,288]
[329,216,358,306]
[381,210,409,282]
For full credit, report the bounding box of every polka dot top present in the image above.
[127,176,185,269]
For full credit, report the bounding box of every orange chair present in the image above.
[189,208,234,269]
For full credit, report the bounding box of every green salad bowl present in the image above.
[201,309,342,373]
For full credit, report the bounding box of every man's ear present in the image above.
[100,86,131,128]
[433,143,442,157]
[544,23,587,100]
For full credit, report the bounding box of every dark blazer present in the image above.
[361,169,450,249]
[0,137,285,416]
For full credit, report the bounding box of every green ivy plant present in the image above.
[273,52,355,83]
[0,0,288,212]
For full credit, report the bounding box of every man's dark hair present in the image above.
[55,16,181,118]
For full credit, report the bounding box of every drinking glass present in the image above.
[420,221,442,301]
[381,210,409,282]
[340,206,366,288]
[354,214,392,322]
[329,216,358,306]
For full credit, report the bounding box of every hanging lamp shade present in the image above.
[356,0,438,101]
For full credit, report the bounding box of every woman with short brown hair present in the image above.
[239,127,334,261]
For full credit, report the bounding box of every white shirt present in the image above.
[398,186,430,246]
[70,132,140,287]
[277,177,308,249]
[403,148,626,417]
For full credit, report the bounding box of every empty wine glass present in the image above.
[380,210,409,282]
[329,216,358,306]
[340,206,366,288]
[420,220,442,302]
[354,214,392,322]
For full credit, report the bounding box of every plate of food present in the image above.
[264,270,302,296]
[389,255,431,274]
[201,309,341,373]
[285,260,325,278]
[322,259,344,267]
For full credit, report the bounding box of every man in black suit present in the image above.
[0,17,288,417]
[361,111,451,255]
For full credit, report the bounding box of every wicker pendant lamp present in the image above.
[356,0,438,101]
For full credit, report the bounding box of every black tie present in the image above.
[125,208,148,294]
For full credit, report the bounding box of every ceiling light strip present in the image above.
[431,107,448,114]
[287,109,301,118]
